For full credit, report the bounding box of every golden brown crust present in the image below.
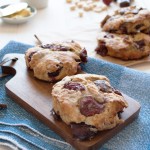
[52,74,128,131]
[25,46,42,68]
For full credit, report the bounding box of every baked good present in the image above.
[101,6,150,34]
[95,32,150,60]
[52,74,128,140]
[25,41,87,82]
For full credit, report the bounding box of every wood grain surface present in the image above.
[1,53,141,150]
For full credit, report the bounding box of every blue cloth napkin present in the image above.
[0,41,150,150]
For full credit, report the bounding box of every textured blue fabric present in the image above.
[0,41,150,150]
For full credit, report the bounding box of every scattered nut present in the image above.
[90,3,97,9]
[76,2,84,8]
[79,11,83,17]
[70,5,76,11]
[66,0,72,3]
[83,4,92,11]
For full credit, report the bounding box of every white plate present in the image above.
[1,5,37,24]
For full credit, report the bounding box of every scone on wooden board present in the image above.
[52,74,128,140]
[95,32,150,60]
[101,6,150,34]
[25,41,87,82]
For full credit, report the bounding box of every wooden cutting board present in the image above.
[1,53,141,150]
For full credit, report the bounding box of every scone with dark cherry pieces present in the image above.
[101,6,150,34]
[25,41,87,82]
[95,32,150,60]
[52,74,128,140]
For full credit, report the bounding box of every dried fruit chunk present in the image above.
[70,122,97,140]
[102,0,113,6]
[48,65,63,77]
[79,96,104,116]
[0,104,7,110]
[64,82,85,91]
[28,51,37,62]
[134,40,145,49]
[118,0,131,7]
[95,41,108,56]
[80,48,87,62]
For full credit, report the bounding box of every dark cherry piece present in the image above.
[135,40,145,49]
[95,41,108,56]
[135,24,144,30]
[80,48,87,63]
[120,24,128,34]
[79,96,104,117]
[51,109,61,120]
[77,64,82,72]
[114,89,122,96]
[94,80,113,93]
[64,82,85,91]
[70,122,97,140]
[94,80,122,96]
[48,65,63,77]
[28,51,37,62]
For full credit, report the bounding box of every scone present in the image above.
[52,74,128,140]
[25,41,87,82]
[95,32,150,60]
[101,6,150,34]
